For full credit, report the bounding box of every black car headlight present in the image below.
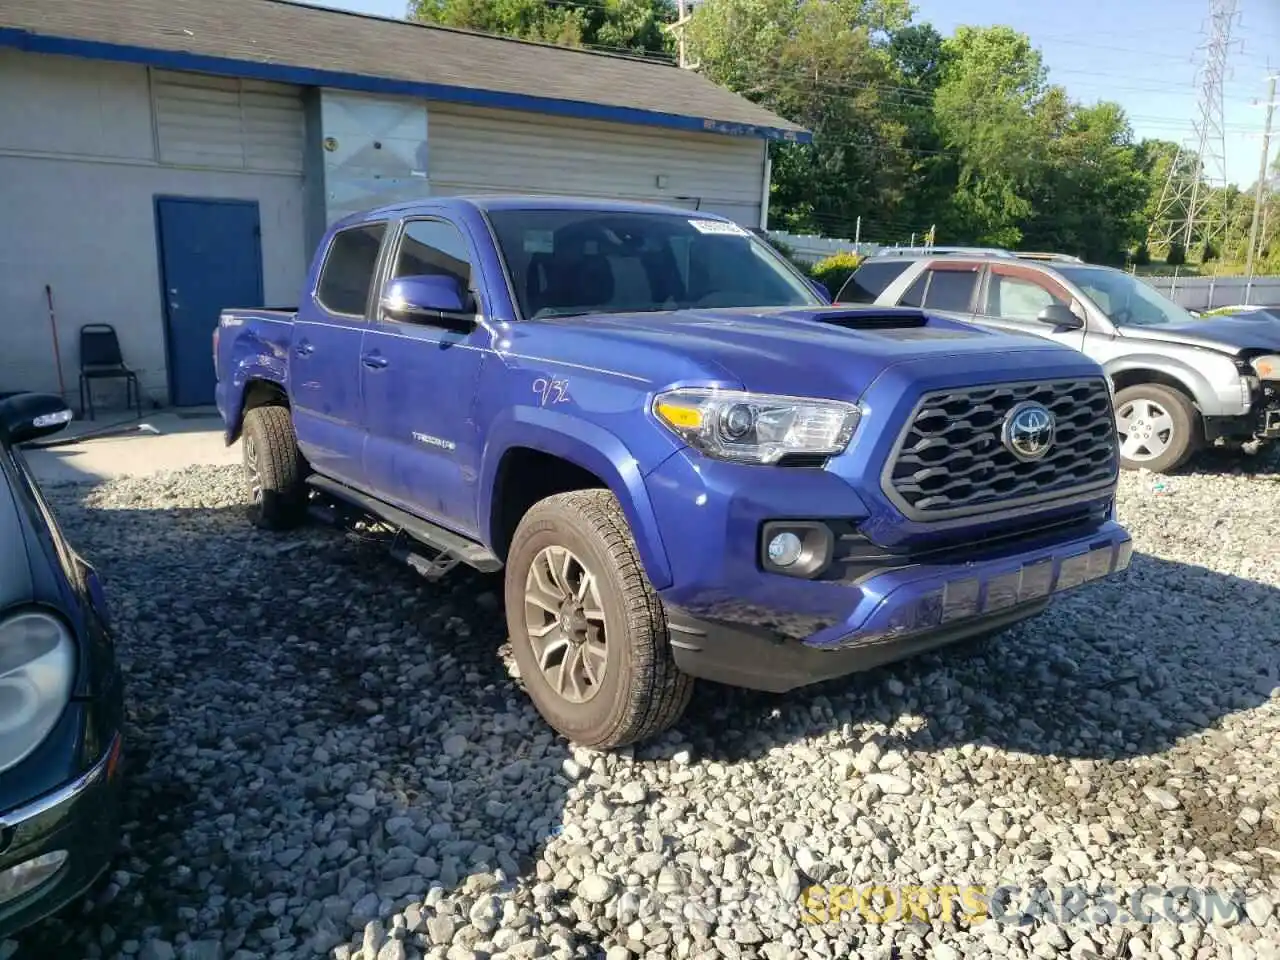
[0,611,76,774]
[652,388,861,465]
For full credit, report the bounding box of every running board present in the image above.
[305,475,503,574]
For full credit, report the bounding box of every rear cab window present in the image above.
[836,260,911,303]
[315,222,388,317]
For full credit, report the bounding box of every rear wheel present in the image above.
[242,405,308,530]
[504,489,693,749]
[1113,383,1199,474]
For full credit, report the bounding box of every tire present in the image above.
[1112,383,1199,474]
[242,404,308,530]
[504,489,694,750]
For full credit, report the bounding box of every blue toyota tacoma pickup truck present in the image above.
[214,196,1133,749]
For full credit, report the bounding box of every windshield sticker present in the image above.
[689,219,750,236]
[523,230,555,254]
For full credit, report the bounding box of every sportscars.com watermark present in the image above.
[798,883,1259,927]
[579,876,1269,933]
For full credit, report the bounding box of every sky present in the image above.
[306,0,1278,190]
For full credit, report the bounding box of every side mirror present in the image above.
[1037,303,1084,330]
[0,392,74,445]
[381,275,475,325]
[810,280,831,301]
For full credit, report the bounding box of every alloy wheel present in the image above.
[523,545,608,704]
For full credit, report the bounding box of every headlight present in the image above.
[652,388,861,464]
[1250,355,1280,380]
[0,611,76,774]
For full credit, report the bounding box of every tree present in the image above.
[930,26,1050,246]
[685,0,913,237]
[408,0,676,55]
[1023,101,1149,263]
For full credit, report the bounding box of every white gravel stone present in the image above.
[10,458,1280,960]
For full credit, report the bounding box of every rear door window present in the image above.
[837,260,911,303]
[921,267,980,312]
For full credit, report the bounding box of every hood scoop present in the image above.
[784,307,987,339]
[807,308,929,329]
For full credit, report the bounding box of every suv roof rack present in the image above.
[1013,251,1085,263]
[871,246,1015,259]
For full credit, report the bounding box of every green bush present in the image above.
[809,251,863,297]
[1166,241,1186,267]
[1131,242,1151,266]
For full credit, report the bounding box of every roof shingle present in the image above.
[0,0,808,140]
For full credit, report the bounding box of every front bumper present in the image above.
[663,522,1132,693]
[0,733,123,939]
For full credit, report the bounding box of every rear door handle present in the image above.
[295,340,315,356]
[362,353,389,369]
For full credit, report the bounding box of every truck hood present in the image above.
[532,306,1097,397]
[1117,313,1280,355]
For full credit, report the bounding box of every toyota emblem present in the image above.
[1001,401,1056,462]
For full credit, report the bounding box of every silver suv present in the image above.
[838,253,1280,473]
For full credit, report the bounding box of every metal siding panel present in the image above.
[0,154,307,402]
[0,49,154,159]
[426,103,762,224]
[152,67,304,173]
[318,89,431,224]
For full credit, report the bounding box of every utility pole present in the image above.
[666,0,698,69]
[1245,74,1277,280]
[675,0,686,68]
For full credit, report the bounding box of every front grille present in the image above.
[883,378,1118,519]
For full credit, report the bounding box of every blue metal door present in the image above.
[156,197,264,407]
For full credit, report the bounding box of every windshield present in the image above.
[1056,266,1199,328]
[484,208,823,320]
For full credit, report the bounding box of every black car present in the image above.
[0,393,124,939]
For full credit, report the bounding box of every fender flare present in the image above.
[478,406,674,590]
[1101,354,1220,411]
[224,361,289,445]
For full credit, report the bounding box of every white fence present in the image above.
[1141,274,1280,310]
[766,229,879,265]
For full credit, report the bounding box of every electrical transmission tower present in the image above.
[1147,0,1240,256]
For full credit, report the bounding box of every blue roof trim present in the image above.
[0,27,813,144]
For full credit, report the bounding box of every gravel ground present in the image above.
[7,456,1280,960]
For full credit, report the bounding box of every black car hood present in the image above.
[0,471,34,608]
[1119,313,1280,354]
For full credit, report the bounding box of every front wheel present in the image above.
[1113,383,1199,474]
[504,489,693,750]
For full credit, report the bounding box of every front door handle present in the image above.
[296,340,315,356]
[362,353,389,369]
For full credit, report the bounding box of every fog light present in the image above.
[0,850,67,905]
[759,521,835,578]
[767,532,804,567]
